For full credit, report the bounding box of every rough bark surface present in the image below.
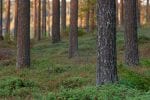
[69,0,78,58]
[42,0,46,37]
[0,0,3,40]
[52,0,60,43]
[14,0,18,40]
[124,0,139,66]
[96,0,118,85]
[61,0,66,33]
[17,0,30,68]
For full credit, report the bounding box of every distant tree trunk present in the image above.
[61,0,66,33]
[42,0,46,37]
[116,0,119,26]
[36,0,41,41]
[17,0,30,68]
[96,0,118,85]
[14,0,18,40]
[52,0,60,43]
[85,0,90,33]
[47,0,51,37]
[137,0,141,27]
[124,0,139,66]
[69,0,78,58]
[0,0,3,40]
[146,0,150,24]
[34,0,37,39]
[90,7,95,32]
[5,0,10,41]
[120,0,124,27]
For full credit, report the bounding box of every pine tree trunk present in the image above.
[47,0,51,37]
[124,0,139,66]
[5,0,10,41]
[146,0,150,24]
[90,7,95,32]
[137,0,141,27]
[14,0,18,40]
[96,0,118,85]
[61,0,66,33]
[52,0,60,43]
[42,0,46,37]
[34,0,37,39]
[17,0,30,68]
[85,0,90,33]
[120,0,124,27]
[0,0,3,40]
[116,0,119,26]
[36,0,41,41]
[69,0,78,58]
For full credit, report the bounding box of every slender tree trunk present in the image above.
[48,0,51,37]
[14,0,18,40]
[34,0,37,39]
[90,7,95,32]
[17,0,30,68]
[52,0,60,43]
[36,0,41,41]
[146,0,150,24]
[0,0,3,40]
[124,0,139,66]
[96,0,118,85]
[61,0,66,33]
[5,0,10,41]
[69,0,78,58]
[120,0,124,27]
[116,0,119,26]
[85,0,90,33]
[137,0,141,27]
[42,0,46,37]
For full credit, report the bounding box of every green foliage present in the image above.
[138,35,150,44]
[0,77,40,97]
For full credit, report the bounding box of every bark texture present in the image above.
[17,0,30,68]
[96,0,118,85]
[61,0,66,33]
[52,0,60,43]
[124,0,139,66]
[42,0,46,37]
[0,0,3,40]
[69,0,78,58]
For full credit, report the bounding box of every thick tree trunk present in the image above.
[5,0,10,41]
[61,0,66,33]
[124,0,139,66]
[120,0,124,27]
[42,0,46,37]
[96,0,118,85]
[14,0,18,40]
[0,0,3,40]
[52,0,60,43]
[69,0,78,58]
[17,0,30,68]
[36,0,41,41]
[146,0,150,24]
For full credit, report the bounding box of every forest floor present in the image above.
[0,26,150,100]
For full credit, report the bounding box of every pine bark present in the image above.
[137,0,141,27]
[42,0,46,37]
[0,0,3,40]
[96,0,118,85]
[85,0,90,33]
[90,7,95,32]
[124,0,139,66]
[17,0,30,68]
[34,0,37,39]
[61,0,66,33]
[36,0,41,41]
[14,0,18,40]
[5,0,10,40]
[146,0,150,24]
[69,0,78,58]
[120,0,124,27]
[52,0,60,43]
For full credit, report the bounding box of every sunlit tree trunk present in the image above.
[34,0,37,39]
[69,0,78,58]
[61,0,66,33]
[42,0,46,37]
[5,0,10,41]
[17,0,30,68]
[52,0,60,43]
[146,0,150,24]
[120,0,124,27]
[0,0,3,40]
[14,0,18,40]
[96,0,118,85]
[47,0,51,37]
[124,0,139,66]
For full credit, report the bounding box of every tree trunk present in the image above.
[17,0,30,68]
[36,0,41,41]
[14,0,18,40]
[96,0,118,85]
[85,0,90,33]
[116,0,119,26]
[124,0,139,66]
[90,7,95,32]
[137,0,141,27]
[120,0,124,27]
[5,0,10,41]
[52,0,60,43]
[69,0,78,58]
[146,0,150,24]
[61,0,66,33]
[0,0,3,40]
[34,0,37,39]
[47,0,51,37]
[42,0,46,37]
